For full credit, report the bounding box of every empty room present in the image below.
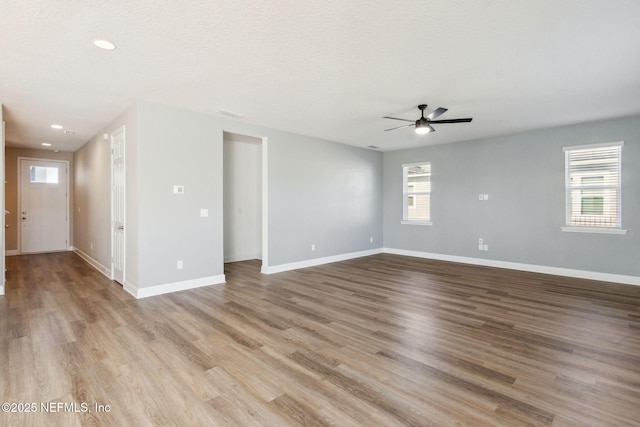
[1,1,639,426]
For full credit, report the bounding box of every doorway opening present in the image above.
[223,132,266,272]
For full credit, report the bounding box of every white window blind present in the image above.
[564,142,622,229]
[402,162,431,223]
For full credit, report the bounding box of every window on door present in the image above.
[30,166,59,184]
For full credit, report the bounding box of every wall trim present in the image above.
[73,247,113,279]
[125,274,226,299]
[123,280,138,298]
[224,253,260,263]
[262,248,384,275]
[383,247,640,287]
[5,250,18,256]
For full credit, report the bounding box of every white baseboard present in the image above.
[0,285,4,295]
[224,253,261,263]
[123,280,138,298]
[262,248,383,275]
[125,274,226,299]
[5,250,18,256]
[383,247,640,287]
[73,247,113,279]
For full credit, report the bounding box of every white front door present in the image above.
[111,127,125,284]
[20,159,68,253]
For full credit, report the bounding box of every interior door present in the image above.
[111,127,125,284]
[20,159,68,253]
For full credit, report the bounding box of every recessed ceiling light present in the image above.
[93,39,116,50]
[51,124,63,129]
[41,142,52,147]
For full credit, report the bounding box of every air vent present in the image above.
[216,109,244,119]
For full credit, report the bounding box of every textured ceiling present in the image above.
[1,0,640,152]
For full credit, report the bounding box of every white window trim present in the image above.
[562,141,623,152]
[402,162,431,226]
[401,220,432,226]
[561,141,625,235]
[561,226,626,235]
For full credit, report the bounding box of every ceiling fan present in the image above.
[383,104,472,134]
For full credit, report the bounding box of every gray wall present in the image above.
[137,102,223,287]
[135,101,383,285]
[383,115,640,277]
[172,105,384,270]
[267,132,383,265]
[74,100,383,292]
[74,135,111,268]
[74,104,138,284]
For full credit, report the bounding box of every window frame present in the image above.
[561,141,626,235]
[401,162,432,226]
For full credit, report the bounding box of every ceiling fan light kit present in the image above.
[415,123,434,134]
[383,104,472,135]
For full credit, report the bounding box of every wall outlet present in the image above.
[478,238,488,251]
[200,208,209,217]
[177,260,183,269]
[173,185,185,194]
[370,237,374,243]
[311,244,315,251]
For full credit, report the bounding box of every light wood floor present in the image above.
[1,252,639,426]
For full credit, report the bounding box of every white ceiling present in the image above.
[2,0,640,152]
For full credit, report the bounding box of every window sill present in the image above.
[561,226,627,235]
[401,221,432,226]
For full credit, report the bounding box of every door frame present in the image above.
[110,126,126,284]
[17,157,70,254]
[221,132,269,271]
[1,120,5,295]
[260,137,268,271]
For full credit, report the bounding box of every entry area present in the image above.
[19,158,69,254]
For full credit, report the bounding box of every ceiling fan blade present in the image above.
[429,118,473,124]
[383,116,415,123]
[426,107,447,120]
[384,124,415,132]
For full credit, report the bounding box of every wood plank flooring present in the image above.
[1,252,639,426]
